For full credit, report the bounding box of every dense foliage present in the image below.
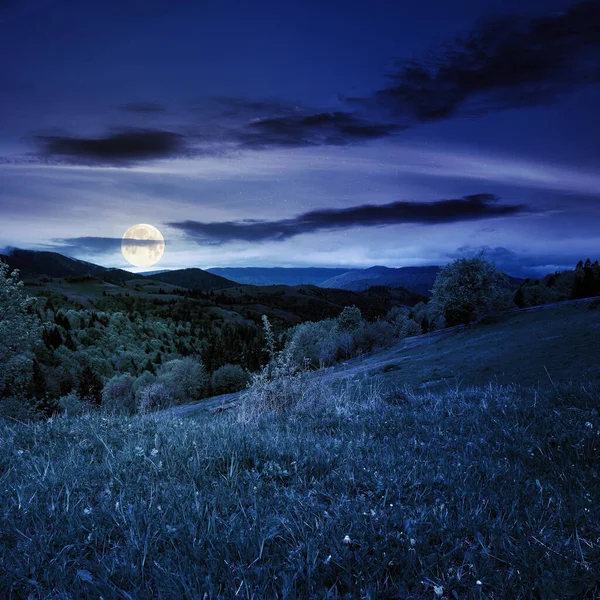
[514,258,600,308]
[429,256,512,326]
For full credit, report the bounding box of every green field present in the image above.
[330,301,600,392]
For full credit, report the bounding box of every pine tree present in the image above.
[514,286,526,308]
[77,365,103,405]
[29,359,47,400]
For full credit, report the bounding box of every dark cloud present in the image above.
[237,112,401,149]
[450,245,586,277]
[35,129,189,165]
[358,1,600,122]
[117,102,166,114]
[52,237,165,254]
[170,193,527,244]
[32,111,399,165]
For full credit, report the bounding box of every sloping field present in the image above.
[333,299,600,392]
[174,299,600,418]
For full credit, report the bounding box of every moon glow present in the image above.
[121,224,165,268]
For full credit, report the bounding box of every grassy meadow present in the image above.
[1,377,599,599]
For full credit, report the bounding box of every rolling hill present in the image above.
[145,268,238,291]
[0,249,137,283]
[320,265,441,295]
[206,267,358,286]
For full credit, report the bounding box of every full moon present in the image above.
[121,224,165,268]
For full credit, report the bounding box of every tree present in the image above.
[0,262,41,395]
[430,257,511,326]
[338,306,363,332]
[514,286,526,308]
[77,364,103,405]
[211,364,250,394]
[156,357,209,403]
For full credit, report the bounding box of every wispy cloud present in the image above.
[51,236,165,255]
[354,1,600,121]
[169,193,528,244]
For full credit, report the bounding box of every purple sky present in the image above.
[1,0,599,275]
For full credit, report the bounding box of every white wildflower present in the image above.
[151,448,159,456]
[134,446,144,457]
[410,538,415,546]
[343,535,351,545]
[433,585,443,597]
[83,507,92,515]
[17,449,23,455]
[476,580,482,586]
[585,422,593,429]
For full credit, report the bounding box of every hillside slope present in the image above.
[206,267,356,286]
[321,265,441,295]
[176,299,600,417]
[0,249,137,283]
[143,268,238,291]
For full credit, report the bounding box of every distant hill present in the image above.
[146,268,238,291]
[0,249,137,283]
[320,266,441,296]
[206,267,357,286]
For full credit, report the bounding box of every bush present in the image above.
[337,305,363,331]
[430,256,512,326]
[101,373,135,415]
[400,318,421,338]
[239,316,310,419]
[286,319,340,367]
[156,357,209,404]
[211,364,250,395]
[57,391,89,418]
[136,382,173,414]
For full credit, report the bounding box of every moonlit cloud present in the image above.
[0,0,598,276]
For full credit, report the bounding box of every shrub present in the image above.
[211,364,250,395]
[239,316,309,419]
[337,305,363,331]
[286,319,339,367]
[136,382,172,414]
[156,357,209,404]
[57,391,89,418]
[400,318,421,338]
[101,373,135,415]
[429,256,512,326]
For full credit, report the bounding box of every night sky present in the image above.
[1,0,599,275]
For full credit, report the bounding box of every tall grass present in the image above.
[1,380,598,599]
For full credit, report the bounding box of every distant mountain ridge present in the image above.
[206,267,357,286]
[0,249,237,291]
[207,265,442,296]
[0,249,138,283]
[0,250,521,297]
[145,268,237,291]
[320,265,442,296]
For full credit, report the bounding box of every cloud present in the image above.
[449,245,585,277]
[51,236,165,254]
[34,129,190,165]
[355,1,600,121]
[169,193,528,244]
[31,111,399,165]
[237,112,401,149]
[117,102,166,114]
